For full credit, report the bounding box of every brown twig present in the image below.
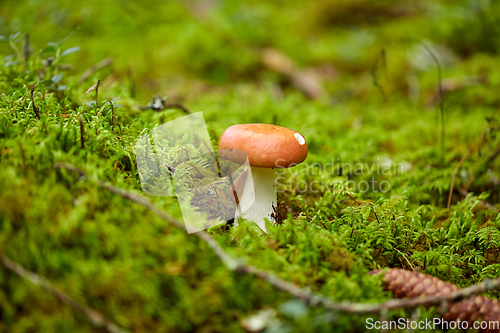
[345,192,361,205]
[317,219,329,230]
[139,101,192,115]
[186,162,206,178]
[394,248,415,271]
[163,103,191,115]
[95,80,101,108]
[182,147,190,160]
[30,84,40,119]
[0,254,127,333]
[79,115,85,149]
[110,101,115,128]
[54,162,500,315]
[161,162,176,175]
[372,208,381,224]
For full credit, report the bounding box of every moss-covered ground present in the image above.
[1,0,500,332]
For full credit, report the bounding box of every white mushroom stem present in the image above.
[234,166,276,232]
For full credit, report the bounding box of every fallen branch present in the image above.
[0,254,127,333]
[54,162,500,315]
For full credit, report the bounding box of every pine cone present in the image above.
[373,268,500,333]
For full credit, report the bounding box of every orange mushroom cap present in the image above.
[218,124,308,168]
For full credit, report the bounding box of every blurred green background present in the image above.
[2,0,499,101]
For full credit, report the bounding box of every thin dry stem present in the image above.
[163,102,191,115]
[30,84,40,119]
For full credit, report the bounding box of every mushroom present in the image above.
[218,124,308,231]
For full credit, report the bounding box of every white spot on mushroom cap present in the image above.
[294,133,305,145]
